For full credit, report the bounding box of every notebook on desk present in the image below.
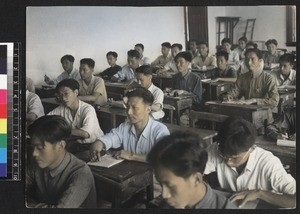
[87,154,124,168]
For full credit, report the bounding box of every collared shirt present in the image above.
[228,50,240,71]
[233,47,246,60]
[204,143,296,195]
[113,65,135,82]
[148,83,165,120]
[78,75,107,106]
[48,100,104,143]
[164,59,178,73]
[98,64,122,79]
[26,90,45,119]
[194,183,237,209]
[263,51,281,65]
[151,54,172,68]
[99,117,170,154]
[53,67,80,85]
[226,69,279,108]
[192,54,217,69]
[26,152,97,208]
[189,50,200,59]
[140,56,150,66]
[271,68,296,86]
[172,70,203,106]
[208,66,237,79]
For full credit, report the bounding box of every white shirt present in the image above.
[113,65,135,82]
[48,100,103,144]
[26,90,44,118]
[148,83,165,120]
[139,56,150,66]
[228,50,240,71]
[204,143,296,195]
[164,59,178,73]
[53,67,80,85]
[271,69,296,86]
[99,117,170,154]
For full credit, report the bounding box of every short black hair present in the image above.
[147,131,208,178]
[60,55,75,63]
[55,78,80,93]
[279,53,295,65]
[127,49,141,59]
[106,51,118,58]
[221,38,231,45]
[216,50,229,61]
[265,39,278,46]
[28,115,71,145]
[245,48,263,59]
[174,51,192,62]
[80,58,95,68]
[161,42,171,48]
[189,39,199,45]
[246,41,258,49]
[198,41,209,47]
[218,117,257,156]
[135,65,153,76]
[135,43,144,50]
[125,87,154,106]
[171,43,183,51]
[238,36,248,43]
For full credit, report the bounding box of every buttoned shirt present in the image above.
[26,152,97,208]
[53,67,80,85]
[113,65,135,82]
[228,50,240,71]
[26,90,45,119]
[164,59,178,73]
[204,143,296,195]
[192,54,217,69]
[78,75,107,105]
[151,54,172,68]
[233,47,246,60]
[48,100,103,143]
[271,68,296,86]
[99,117,170,154]
[148,83,165,120]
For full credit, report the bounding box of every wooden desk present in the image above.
[275,88,296,116]
[206,101,271,129]
[89,160,153,208]
[202,81,234,101]
[105,82,128,100]
[41,97,60,114]
[36,87,56,99]
[163,94,194,125]
[152,75,172,89]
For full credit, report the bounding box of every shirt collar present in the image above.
[148,83,154,91]
[242,146,257,172]
[194,183,212,209]
[181,70,191,79]
[279,70,293,81]
[129,117,153,139]
[49,152,70,177]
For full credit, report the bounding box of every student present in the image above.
[262,39,281,67]
[239,42,258,74]
[234,36,247,60]
[221,38,240,71]
[204,117,296,208]
[192,41,217,70]
[26,77,35,93]
[26,115,97,208]
[207,50,237,83]
[271,53,296,86]
[44,54,80,85]
[98,51,122,80]
[147,132,237,209]
[112,49,140,83]
[90,87,170,163]
[78,58,107,106]
[171,51,203,109]
[151,42,172,69]
[188,40,200,59]
[26,89,44,126]
[48,79,103,146]
[135,43,150,65]
[135,65,165,120]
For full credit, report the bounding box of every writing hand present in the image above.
[230,190,260,208]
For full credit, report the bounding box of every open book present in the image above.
[87,154,124,168]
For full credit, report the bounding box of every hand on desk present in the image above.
[89,140,105,162]
[230,190,260,208]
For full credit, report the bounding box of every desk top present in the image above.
[105,81,128,88]
[164,93,194,100]
[41,97,59,104]
[206,101,271,110]
[96,105,127,116]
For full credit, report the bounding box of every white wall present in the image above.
[26,6,186,86]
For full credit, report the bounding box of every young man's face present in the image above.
[222,42,231,53]
[61,59,73,73]
[127,56,140,70]
[161,46,170,56]
[126,96,150,124]
[107,55,117,66]
[280,61,293,76]
[134,46,143,56]
[189,41,197,52]
[57,86,78,108]
[238,40,246,50]
[220,149,251,168]
[171,47,180,58]
[199,44,208,57]
[267,43,277,55]
[79,64,93,81]
[245,51,262,72]
[136,73,152,89]
[31,136,62,170]
[176,57,190,74]
[217,56,228,71]
[155,167,199,209]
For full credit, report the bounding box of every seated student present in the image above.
[147,132,237,209]
[26,77,35,93]
[192,41,217,71]
[78,58,107,106]
[44,54,80,85]
[271,53,296,87]
[151,42,172,69]
[204,117,296,208]
[221,38,240,71]
[48,79,103,147]
[135,65,165,120]
[90,87,170,163]
[171,51,203,109]
[234,36,247,60]
[206,50,237,83]
[263,39,281,68]
[157,43,183,76]
[98,51,122,80]
[188,39,200,59]
[135,43,150,65]
[239,42,258,75]
[26,89,44,127]
[112,49,140,83]
[26,115,97,208]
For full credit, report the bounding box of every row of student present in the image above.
[26,112,296,208]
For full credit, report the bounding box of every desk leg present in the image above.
[169,109,174,124]
[176,110,180,125]
[112,192,122,208]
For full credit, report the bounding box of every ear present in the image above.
[193,172,203,186]
[74,89,79,96]
[56,140,66,151]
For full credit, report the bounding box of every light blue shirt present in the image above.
[113,65,135,82]
[53,67,80,85]
[99,117,170,154]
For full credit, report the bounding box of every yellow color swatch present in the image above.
[0,119,7,133]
